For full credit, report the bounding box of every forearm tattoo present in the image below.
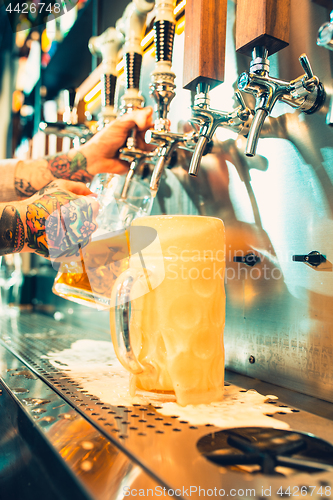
[0,206,25,255]
[26,189,96,259]
[47,151,93,183]
[15,179,36,197]
[14,152,92,199]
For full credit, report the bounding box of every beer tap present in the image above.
[117,0,155,199]
[186,85,251,177]
[235,0,325,157]
[88,27,124,126]
[181,0,230,177]
[39,90,94,147]
[40,26,124,144]
[145,0,191,195]
[237,48,326,157]
[317,9,333,126]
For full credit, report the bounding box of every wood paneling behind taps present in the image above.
[183,0,227,91]
[236,0,290,56]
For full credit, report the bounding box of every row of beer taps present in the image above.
[41,2,333,200]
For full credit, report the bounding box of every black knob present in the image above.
[233,253,261,267]
[292,250,326,267]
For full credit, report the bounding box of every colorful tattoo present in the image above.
[26,190,96,259]
[37,181,58,195]
[47,152,93,183]
[0,206,25,255]
[15,178,36,197]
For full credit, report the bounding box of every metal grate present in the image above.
[1,313,333,499]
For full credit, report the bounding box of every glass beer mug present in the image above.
[52,173,154,309]
[110,215,226,406]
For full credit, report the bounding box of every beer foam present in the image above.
[44,339,292,429]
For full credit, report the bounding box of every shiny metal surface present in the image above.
[124,0,333,404]
[0,333,161,500]
[188,89,251,175]
[1,313,333,499]
[238,51,324,157]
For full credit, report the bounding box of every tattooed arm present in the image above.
[0,180,99,259]
[14,107,153,199]
[14,151,91,198]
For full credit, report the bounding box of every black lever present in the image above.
[292,251,326,267]
[233,253,261,267]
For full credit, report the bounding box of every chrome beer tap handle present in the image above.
[39,122,94,144]
[188,88,251,176]
[238,48,325,157]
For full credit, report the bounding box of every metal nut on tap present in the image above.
[237,72,250,91]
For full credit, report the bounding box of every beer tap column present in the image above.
[235,0,290,158]
[117,0,155,199]
[88,27,124,126]
[148,0,182,195]
[235,0,325,157]
[182,0,230,177]
[150,0,176,132]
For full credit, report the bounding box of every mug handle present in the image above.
[110,268,147,375]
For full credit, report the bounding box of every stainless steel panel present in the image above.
[119,0,333,402]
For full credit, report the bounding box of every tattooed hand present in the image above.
[14,108,154,198]
[0,180,99,260]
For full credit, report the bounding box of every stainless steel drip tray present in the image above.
[1,313,333,500]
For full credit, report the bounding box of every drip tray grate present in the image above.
[1,313,333,499]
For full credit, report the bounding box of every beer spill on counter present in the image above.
[44,339,293,429]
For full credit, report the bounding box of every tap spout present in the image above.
[121,164,136,199]
[188,135,209,176]
[245,108,268,157]
[150,156,167,195]
[187,90,251,175]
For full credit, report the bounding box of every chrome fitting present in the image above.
[250,46,270,74]
[317,10,333,51]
